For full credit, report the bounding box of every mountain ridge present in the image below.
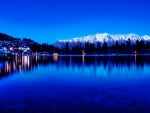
[54,33,150,48]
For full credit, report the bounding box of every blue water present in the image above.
[0,55,150,113]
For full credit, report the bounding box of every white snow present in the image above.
[54,33,150,48]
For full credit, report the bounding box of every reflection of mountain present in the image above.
[54,55,150,66]
[0,55,150,79]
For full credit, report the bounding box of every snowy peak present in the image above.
[54,33,150,48]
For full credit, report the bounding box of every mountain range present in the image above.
[54,33,150,48]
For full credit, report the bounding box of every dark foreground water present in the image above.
[0,55,150,113]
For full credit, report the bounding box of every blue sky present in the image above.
[0,0,150,43]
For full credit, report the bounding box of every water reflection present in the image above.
[0,55,150,78]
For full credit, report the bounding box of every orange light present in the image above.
[134,50,137,54]
[82,55,85,63]
[53,53,58,62]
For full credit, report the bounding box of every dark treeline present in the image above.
[30,39,150,54]
[64,39,150,54]
[29,43,60,53]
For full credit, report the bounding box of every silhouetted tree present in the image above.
[115,41,119,53]
[119,43,126,53]
[65,42,70,54]
[135,39,140,52]
[96,42,102,54]
[102,41,108,54]
[126,38,131,53]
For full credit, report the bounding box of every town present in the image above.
[0,33,58,56]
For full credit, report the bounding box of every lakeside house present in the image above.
[0,46,31,55]
[0,47,9,54]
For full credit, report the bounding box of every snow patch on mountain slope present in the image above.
[54,33,150,48]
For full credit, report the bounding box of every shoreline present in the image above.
[1,53,150,57]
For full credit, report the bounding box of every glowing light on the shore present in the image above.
[82,50,85,55]
[19,47,22,50]
[9,47,13,51]
[53,53,58,62]
[134,50,137,54]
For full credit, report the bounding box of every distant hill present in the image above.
[0,32,60,53]
[0,32,38,46]
[0,33,19,41]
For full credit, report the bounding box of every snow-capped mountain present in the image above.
[54,33,150,48]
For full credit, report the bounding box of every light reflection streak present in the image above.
[134,54,137,62]
[0,55,150,78]
[53,54,58,62]
[82,55,85,64]
[36,55,38,63]
[19,65,22,74]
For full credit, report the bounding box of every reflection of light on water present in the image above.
[36,55,38,63]
[82,55,85,64]
[53,54,58,62]
[27,57,30,68]
[134,54,137,62]
[23,55,30,67]
[15,56,17,63]
[13,62,16,71]
[24,56,28,65]
[5,62,9,73]
[2,55,150,79]
[22,55,30,72]
[19,65,22,74]
[35,52,39,63]
[5,62,11,73]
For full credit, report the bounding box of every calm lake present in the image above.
[0,55,150,113]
